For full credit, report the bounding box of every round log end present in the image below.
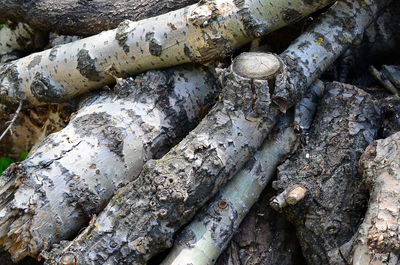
[232,52,282,80]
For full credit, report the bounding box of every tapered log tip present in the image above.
[232,52,282,79]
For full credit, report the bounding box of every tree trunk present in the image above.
[0,0,335,107]
[271,82,382,265]
[0,65,217,261]
[0,0,199,36]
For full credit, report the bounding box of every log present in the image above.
[0,0,198,36]
[42,0,392,262]
[0,65,217,261]
[271,82,382,265]
[161,110,298,265]
[43,52,284,265]
[349,131,400,264]
[0,0,335,106]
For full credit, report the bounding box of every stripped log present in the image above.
[0,0,335,106]
[0,65,217,261]
[271,82,382,265]
[349,131,400,264]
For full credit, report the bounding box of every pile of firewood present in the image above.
[0,0,399,264]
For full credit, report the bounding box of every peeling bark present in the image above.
[348,131,400,264]
[0,0,335,106]
[162,111,298,265]
[0,0,199,36]
[43,52,285,265]
[0,65,217,261]
[271,82,382,265]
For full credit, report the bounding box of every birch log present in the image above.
[0,0,335,107]
[43,52,284,265]
[161,111,298,265]
[0,65,217,261]
[349,131,400,265]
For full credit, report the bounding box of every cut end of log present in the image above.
[232,52,282,80]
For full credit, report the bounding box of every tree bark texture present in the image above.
[0,0,335,107]
[349,131,400,264]
[215,187,303,265]
[271,82,382,265]
[0,0,199,36]
[0,65,217,261]
[162,111,298,265]
[43,52,284,265]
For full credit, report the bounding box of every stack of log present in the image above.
[0,0,399,264]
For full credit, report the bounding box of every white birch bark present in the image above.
[0,65,217,261]
[0,0,335,106]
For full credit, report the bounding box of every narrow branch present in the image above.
[0,99,22,142]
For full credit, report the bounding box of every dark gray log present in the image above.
[0,0,197,36]
[271,82,382,265]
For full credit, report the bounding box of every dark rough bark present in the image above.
[0,0,198,36]
[216,187,304,265]
[271,82,382,265]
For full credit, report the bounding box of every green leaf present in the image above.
[20,151,29,161]
[0,157,14,176]
[0,24,4,30]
